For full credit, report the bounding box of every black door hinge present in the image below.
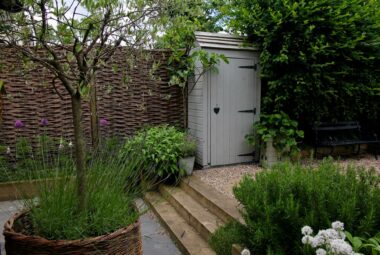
[238,64,257,70]
[238,108,256,114]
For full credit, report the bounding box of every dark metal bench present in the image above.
[313,121,380,159]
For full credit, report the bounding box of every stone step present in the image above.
[180,175,244,225]
[159,185,224,241]
[144,191,216,255]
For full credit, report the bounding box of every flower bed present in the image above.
[209,160,380,255]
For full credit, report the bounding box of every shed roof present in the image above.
[194,31,258,51]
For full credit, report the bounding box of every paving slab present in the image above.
[0,200,181,255]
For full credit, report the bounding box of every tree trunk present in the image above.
[89,76,99,149]
[71,92,86,211]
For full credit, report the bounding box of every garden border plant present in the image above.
[210,160,380,255]
[3,139,155,254]
[123,125,194,184]
[301,221,380,255]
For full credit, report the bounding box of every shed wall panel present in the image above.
[187,59,207,166]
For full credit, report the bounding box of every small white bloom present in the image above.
[302,235,313,245]
[302,226,313,236]
[68,141,73,148]
[6,147,11,154]
[58,143,64,150]
[241,248,250,255]
[316,248,327,255]
[330,239,353,255]
[332,221,345,231]
[311,235,325,248]
[325,229,340,240]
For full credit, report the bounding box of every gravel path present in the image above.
[194,164,262,199]
[194,155,380,199]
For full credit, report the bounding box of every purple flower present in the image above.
[100,118,110,126]
[40,118,48,126]
[14,120,24,128]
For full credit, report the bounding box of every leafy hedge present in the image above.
[224,0,380,133]
[210,161,380,255]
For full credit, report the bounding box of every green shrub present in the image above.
[123,125,186,183]
[211,160,380,255]
[209,221,248,255]
[246,112,304,157]
[223,0,380,131]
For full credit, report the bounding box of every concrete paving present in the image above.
[0,200,181,255]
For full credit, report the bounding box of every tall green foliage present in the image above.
[210,161,380,255]
[223,0,380,130]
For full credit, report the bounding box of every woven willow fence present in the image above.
[0,47,183,148]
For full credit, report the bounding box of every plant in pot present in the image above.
[123,125,187,186]
[1,0,166,253]
[178,136,197,175]
[3,137,154,255]
[246,112,304,167]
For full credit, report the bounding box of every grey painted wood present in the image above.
[210,58,257,165]
[195,31,258,51]
[190,33,261,167]
[188,59,207,165]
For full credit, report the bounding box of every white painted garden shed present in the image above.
[188,32,261,167]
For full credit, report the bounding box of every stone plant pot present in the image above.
[178,156,195,175]
[259,138,286,168]
[3,210,142,255]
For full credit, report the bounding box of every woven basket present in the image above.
[3,210,143,255]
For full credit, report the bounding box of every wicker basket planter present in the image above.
[3,210,143,255]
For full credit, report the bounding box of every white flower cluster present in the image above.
[241,248,250,255]
[301,221,360,255]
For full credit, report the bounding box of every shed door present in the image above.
[210,58,257,166]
